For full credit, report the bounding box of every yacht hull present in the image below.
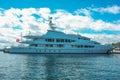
[8,47,112,54]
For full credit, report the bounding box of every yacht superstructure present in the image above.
[7,17,113,54]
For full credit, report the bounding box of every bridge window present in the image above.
[56,39,75,43]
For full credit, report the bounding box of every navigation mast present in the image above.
[48,17,56,30]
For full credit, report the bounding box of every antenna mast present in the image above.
[48,17,56,30]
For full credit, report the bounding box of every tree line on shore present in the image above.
[112,42,120,47]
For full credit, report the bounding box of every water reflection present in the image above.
[18,54,47,80]
[43,54,118,80]
[45,54,120,80]
[45,55,58,80]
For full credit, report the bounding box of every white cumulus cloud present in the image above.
[90,5,120,14]
[0,7,120,48]
[82,33,120,44]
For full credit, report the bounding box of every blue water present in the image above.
[0,52,120,80]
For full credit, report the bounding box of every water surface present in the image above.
[0,52,120,80]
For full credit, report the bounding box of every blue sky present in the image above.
[0,0,119,8]
[0,0,120,46]
[0,0,119,23]
[0,0,120,22]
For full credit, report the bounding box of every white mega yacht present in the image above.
[6,17,113,54]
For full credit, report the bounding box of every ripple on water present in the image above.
[0,53,120,80]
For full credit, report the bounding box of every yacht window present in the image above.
[45,38,54,42]
[65,39,71,42]
[45,44,53,47]
[94,42,100,44]
[56,39,64,42]
[80,45,83,48]
[57,44,64,47]
[91,46,94,48]
[71,45,74,48]
[71,45,95,48]
[71,45,82,48]
[68,40,71,42]
[78,37,90,40]
[56,39,61,42]
[78,38,80,39]
[65,39,68,42]
[61,39,64,42]
[84,45,89,48]
[45,44,49,47]
[65,39,69,42]
[56,39,75,43]
[50,44,53,47]
[30,44,38,47]
[71,40,75,42]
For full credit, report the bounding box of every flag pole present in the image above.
[21,32,22,41]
